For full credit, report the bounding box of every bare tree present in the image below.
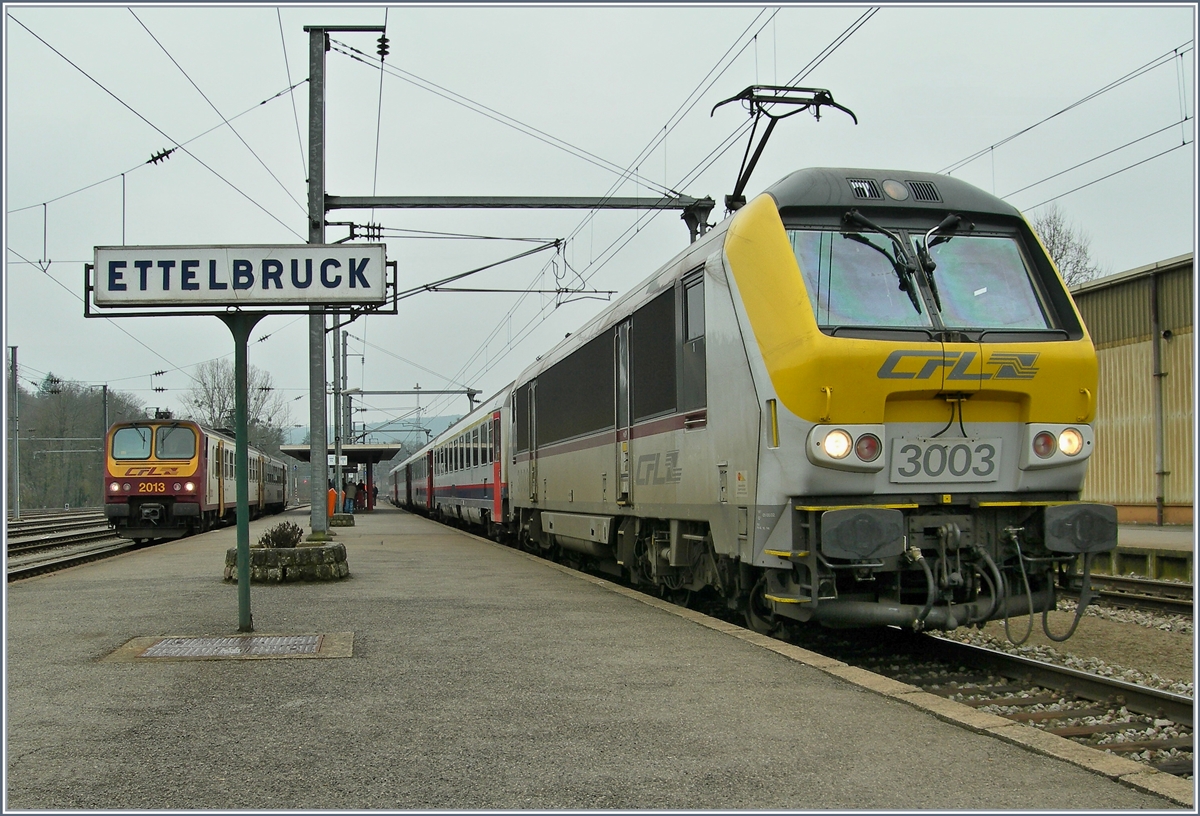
[181,358,290,453]
[1030,203,1105,288]
[16,375,143,509]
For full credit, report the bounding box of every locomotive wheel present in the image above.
[666,587,692,608]
[744,574,777,635]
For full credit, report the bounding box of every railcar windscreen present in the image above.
[155,425,196,460]
[917,235,1051,330]
[790,230,935,328]
[112,426,151,460]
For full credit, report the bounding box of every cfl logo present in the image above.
[877,350,1040,381]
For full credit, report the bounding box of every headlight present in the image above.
[109,482,120,493]
[1058,428,1084,456]
[173,482,182,491]
[1032,431,1057,459]
[855,433,882,462]
[184,482,195,492]
[823,429,853,459]
[122,483,132,492]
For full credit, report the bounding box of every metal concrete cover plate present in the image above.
[143,635,320,658]
[103,632,354,662]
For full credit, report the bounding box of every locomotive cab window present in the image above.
[155,425,196,460]
[112,426,151,460]
[912,234,1052,330]
[790,229,935,329]
[680,273,707,412]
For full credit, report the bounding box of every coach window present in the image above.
[473,427,481,467]
[680,274,707,412]
[112,426,151,460]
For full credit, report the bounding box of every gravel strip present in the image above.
[935,599,1195,697]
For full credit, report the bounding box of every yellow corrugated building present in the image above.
[1071,253,1193,525]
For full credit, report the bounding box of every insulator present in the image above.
[377,35,390,61]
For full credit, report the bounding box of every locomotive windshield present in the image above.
[156,425,196,460]
[788,227,1051,333]
[111,426,151,460]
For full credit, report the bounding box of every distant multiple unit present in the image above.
[103,418,287,541]
[390,167,1118,637]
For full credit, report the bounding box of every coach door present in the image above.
[615,320,632,506]
[216,439,226,516]
[528,380,539,503]
[425,450,434,510]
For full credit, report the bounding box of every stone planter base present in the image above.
[330,513,356,527]
[224,544,350,583]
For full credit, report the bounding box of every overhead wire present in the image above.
[939,41,1194,175]
[6,78,307,215]
[1001,117,1192,199]
[8,14,305,240]
[326,9,787,420]
[370,7,389,225]
[419,7,878,420]
[5,245,182,372]
[328,38,677,199]
[277,8,308,183]
[1020,141,1192,211]
[130,9,307,215]
[412,8,798,418]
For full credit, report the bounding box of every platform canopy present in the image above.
[280,443,405,466]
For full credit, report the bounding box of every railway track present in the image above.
[1062,574,1194,616]
[784,625,1193,778]
[6,509,138,580]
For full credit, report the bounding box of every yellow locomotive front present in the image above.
[103,419,204,541]
[727,168,1116,635]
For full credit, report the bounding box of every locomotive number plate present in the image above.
[889,438,1002,483]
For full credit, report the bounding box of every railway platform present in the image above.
[1097,524,1197,582]
[5,505,1190,809]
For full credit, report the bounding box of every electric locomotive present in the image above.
[103,416,287,540]
[397,167,1116,638]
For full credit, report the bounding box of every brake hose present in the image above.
[1042,551,1097,642]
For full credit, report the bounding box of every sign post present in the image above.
[220,311,265,631]
[86,243,392,632]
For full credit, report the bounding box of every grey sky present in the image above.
[4,3,1195,443]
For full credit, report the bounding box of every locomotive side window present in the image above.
[112,426,151,460]
[156,426,195,460]
[680,274,707,412]
[915,235,1051,330]
[790,229,935,329]
[535,328,615,446]
[631,289,676,421]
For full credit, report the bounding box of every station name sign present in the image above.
[93,244,387,307]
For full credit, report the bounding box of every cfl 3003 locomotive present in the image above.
[103,417,287,541]
[392,167,1117,638]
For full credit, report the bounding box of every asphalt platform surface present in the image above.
[5,505,1187,810]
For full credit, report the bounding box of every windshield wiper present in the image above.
[916,213,971,311]
[843,209,923,314]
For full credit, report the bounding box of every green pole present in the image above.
[221,312,265,632]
